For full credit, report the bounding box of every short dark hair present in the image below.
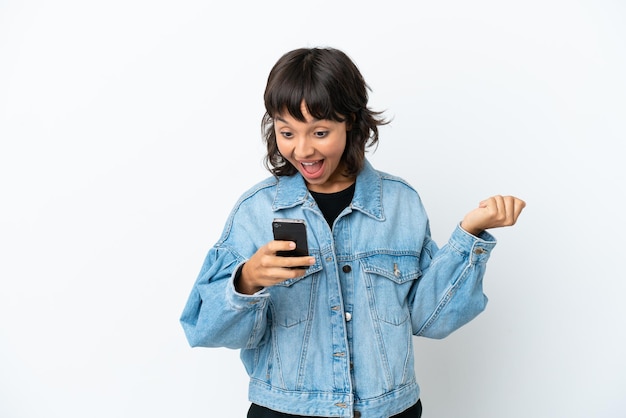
[262,47,388,177]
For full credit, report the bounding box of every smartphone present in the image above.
[272,218,309,257]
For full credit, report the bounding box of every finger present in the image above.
[280,255,316,269]
[513,197,526,221]
[268,240,297,254]
[483,195,503,224]
[480,195,502,212]
[261,265,309,285]
[503,195,517,225]
[500,196,525,225]
[277,266,311,281]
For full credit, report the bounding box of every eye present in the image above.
[313,130,329,138]
[279,131,294,139]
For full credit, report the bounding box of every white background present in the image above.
[1,1,624,417]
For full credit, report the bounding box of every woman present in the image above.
[180,47,525,418]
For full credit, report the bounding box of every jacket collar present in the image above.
[272,159,385,221]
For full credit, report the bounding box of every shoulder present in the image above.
[378,170,417,190]
[228,175,280,219]
[215,176,277,245]
[370,167,421,201]
[353,161,426,221]
[360,159,418,193]
[372,167,427,218]
[234,176,278,208]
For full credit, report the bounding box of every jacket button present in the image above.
[354,411,362,418]
[342,265,351,273]
[345,312,352,322]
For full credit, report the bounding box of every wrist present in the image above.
[235,263,263,295]
[460,221,483,237]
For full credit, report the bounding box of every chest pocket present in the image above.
[269,252,323,328]
[360,253,422,325]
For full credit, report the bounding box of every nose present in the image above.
[294,137,314,159]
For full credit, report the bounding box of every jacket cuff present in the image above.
[226,262,269,310]
[449,223,497,265]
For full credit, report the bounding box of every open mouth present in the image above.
[300,160,324,177]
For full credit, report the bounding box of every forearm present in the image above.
[411,225,496,338]
[180,260,270,349]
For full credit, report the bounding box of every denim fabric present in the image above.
[181,160,496,418]
[248,398,422,417]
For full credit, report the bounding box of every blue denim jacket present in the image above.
[180,160,496,418]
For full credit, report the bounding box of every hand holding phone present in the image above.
[237,219,312,293]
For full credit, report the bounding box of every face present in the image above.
[274,104,352,193]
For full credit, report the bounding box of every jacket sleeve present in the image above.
[409,224,497,339]
[179,245,270,349]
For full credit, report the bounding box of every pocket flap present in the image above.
[360,253,421,284]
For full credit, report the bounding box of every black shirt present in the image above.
[309,182,356,228]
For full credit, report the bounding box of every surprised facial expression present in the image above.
[274,104,351,193]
